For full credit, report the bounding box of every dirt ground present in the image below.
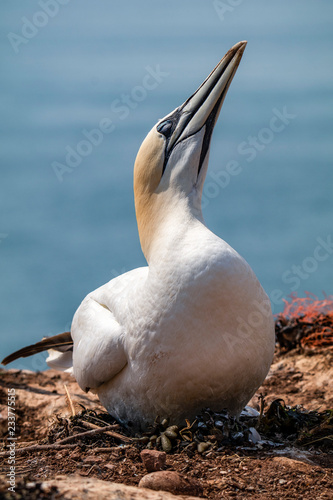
[0,347,332,499]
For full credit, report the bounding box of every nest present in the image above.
[275,293,333,352]
[45,399,333,455]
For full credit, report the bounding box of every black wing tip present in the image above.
[2,354,16,366]
[1,332,73,366]
[1,345,45,366]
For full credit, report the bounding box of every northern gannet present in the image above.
[2,42,275,430]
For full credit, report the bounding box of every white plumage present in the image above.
[3,42,275,430]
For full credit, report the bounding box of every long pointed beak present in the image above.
[162,41,247,174]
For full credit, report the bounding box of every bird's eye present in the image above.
[157,120,173,138]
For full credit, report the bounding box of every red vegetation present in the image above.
[281,291,333,321]
[276,292,333,351]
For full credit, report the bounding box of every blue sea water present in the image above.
[0,1,332,370]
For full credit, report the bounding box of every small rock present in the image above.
[197,442,210,454]
[139,471,203,497]
[140,449,166,472]
[164,426,179,439]
[161,433,172,453]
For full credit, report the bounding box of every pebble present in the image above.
[139,471,203,497]
[197,442,210,454]
[140,449,166,472]
[161,433,172,453]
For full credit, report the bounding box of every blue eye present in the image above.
[157,120,173,137]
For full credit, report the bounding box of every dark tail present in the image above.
[1,331,73,366]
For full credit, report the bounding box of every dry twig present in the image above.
[64,384,76,417]
[0,443,77,457]
[91,445,131,452]
[0,422,132,456]
[76,419,133,443]
[55,423,130,445]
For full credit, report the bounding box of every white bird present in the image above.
[2,42,275,430]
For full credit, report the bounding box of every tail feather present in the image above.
[1,332,73,366]
[46,348,73,373]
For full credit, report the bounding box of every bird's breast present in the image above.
[125,233,272,367]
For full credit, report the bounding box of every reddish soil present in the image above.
[0,345,332,499]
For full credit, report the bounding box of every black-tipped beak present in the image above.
[158,41,247,175]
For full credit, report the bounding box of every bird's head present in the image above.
[134,41,247,261]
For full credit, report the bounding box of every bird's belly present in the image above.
[97,275,274,429]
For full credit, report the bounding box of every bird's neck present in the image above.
[136,190,204,265]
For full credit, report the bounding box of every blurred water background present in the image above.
[0,0,332,370]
